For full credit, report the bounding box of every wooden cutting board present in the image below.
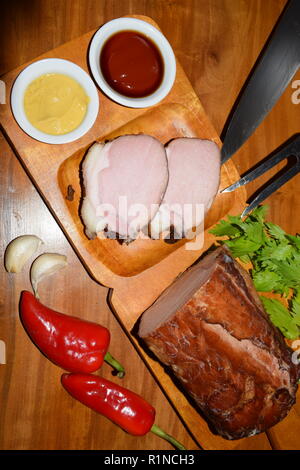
[0,16,260,450]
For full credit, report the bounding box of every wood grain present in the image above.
[0,133,197,451]
[0,16,242,280]
[0,13,249,449]
[1,0,299,451]
[57,102,239,277]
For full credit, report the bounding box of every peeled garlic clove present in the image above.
[30,253,68,298]
[4,235,43,273]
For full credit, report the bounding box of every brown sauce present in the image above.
[100,30,164,98]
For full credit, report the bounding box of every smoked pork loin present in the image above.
[138,246,300,439]
[80,135,168,240]
[150,138,221,240]
[80,135,221,242]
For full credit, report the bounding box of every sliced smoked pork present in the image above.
[150,138,221,240]
[138,246,300,439]
[81,135,168,240]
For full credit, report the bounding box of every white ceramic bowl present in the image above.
[89,18,176,108]
[11,58,99,144]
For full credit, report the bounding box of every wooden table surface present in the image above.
[0,0,299,451]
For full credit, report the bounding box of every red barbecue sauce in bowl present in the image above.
[100,30,164,98]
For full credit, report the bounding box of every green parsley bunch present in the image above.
[210,206,300,339]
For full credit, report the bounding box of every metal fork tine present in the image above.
[222,133,300,193]
[241,162,300,218]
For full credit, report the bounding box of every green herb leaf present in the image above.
[238,254,251,264]
[210,205,300,340]
[242,222,267,246]
[224,238,261,257]
[286,234,300,250]
[252,270,281,292]
[248,205,269,224]
[260,297,299,340]
[258,244,293,262]
[265,222,287,241]
[270,259,300,289]
[209,219,242,237]
[291,292,300,325]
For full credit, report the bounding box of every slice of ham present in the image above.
[138,246,300,439]
[150,138,221,240]
[81,135,168,240]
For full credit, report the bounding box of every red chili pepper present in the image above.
[19,291,125,377]
[61,373,186,449]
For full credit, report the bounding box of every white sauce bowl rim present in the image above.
[89,18,176,108]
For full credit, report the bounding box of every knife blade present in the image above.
[221,0,300,164]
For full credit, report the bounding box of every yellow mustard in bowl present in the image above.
[23,73,89,135]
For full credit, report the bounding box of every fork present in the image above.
[221,133,300,218]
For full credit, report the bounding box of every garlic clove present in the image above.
[4,235,43,273]
[30,253,68,298]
